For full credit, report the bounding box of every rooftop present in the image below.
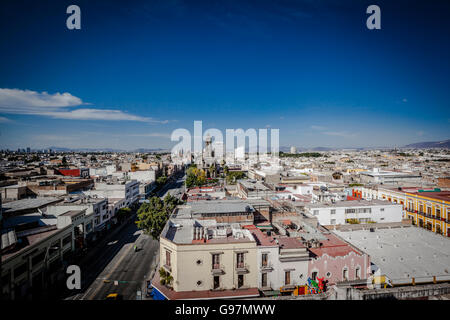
[334,226,450,285]
[406,191,450,202]
[309,233,362,258]
[305,199,401,208]
[162,219,255,245]
[172,200,255,219]
[2,197,62,214]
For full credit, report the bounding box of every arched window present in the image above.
[343,268,348,281]
[355,267,361,280]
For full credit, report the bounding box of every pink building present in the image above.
[308,233,370,285]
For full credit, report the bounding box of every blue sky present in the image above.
[0,0,449,150]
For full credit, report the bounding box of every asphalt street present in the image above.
[64,172,185,300]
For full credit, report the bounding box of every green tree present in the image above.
[159,268,174,287]
[116,207,131,223]
[156,176,168,186]
[225,171,245,184]
[135,195,182,240]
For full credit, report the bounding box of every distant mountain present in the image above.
[403,139,450,149]
[45,146,171,153]
[133,148,170,153]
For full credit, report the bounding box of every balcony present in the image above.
[409,210,445,222]
[211,264,225,275]
[260,262,274,271]
[236,262,250,274]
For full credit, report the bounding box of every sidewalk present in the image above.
[142,248,160,300]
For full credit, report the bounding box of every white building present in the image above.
[83,180,140,207]
[305,200,403,226]
[47,196,108,234]
[360,168,422,185]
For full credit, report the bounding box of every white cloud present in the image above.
[0,88,83,112]
[416,130,424,137]
[311,125,326,130]
[41,108,168,123]
[402,98,408,103]
[0,116,11,123]
[0,88,169,124]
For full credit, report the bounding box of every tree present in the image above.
[156,176,167,186]
[185,166,207,188]
[116,207,131,224]
[62,156,68,165]
[225,171,245,184]
[135,195,182,240]
[159,268,173,287]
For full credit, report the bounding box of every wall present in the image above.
[160,238,258,292]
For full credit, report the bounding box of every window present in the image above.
[213,276,220,289]
[14,263,27,278]
[331,209,336,215]
[261,253,268,267]
[165,250,171,267]
[32,251,46,266]
[330,219,336,225]
[427,207,431,215]
[343,268,348,281]
[212,254,220,269]
[311,271,318,281]
[313,210,319,216]
[261,273,268,288]
[380,208,384,212]
[355,267,361,280]
[238,274,244,288]
[236,253,244,268]
[284,271,291,285]
[436,208,441,219]
[62,234,72,246]
[419,204,424,213]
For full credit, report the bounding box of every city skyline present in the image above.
[1,0,449,150]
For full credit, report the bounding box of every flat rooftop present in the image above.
[2,197,62,214]
[361,169,421,177]
[334,227,450,285]
[172,200,255,219]
[162,218,255,245]
[305,199,401,208]
[238,179,271,191]
[60,210,84,217]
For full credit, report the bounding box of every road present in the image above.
[64,172,185,300]
[158,174,186,199]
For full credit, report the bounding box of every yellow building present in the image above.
[405,191,450,236]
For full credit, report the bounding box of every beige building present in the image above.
[154,218,260,299]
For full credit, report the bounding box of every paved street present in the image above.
[63,172,185,300]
